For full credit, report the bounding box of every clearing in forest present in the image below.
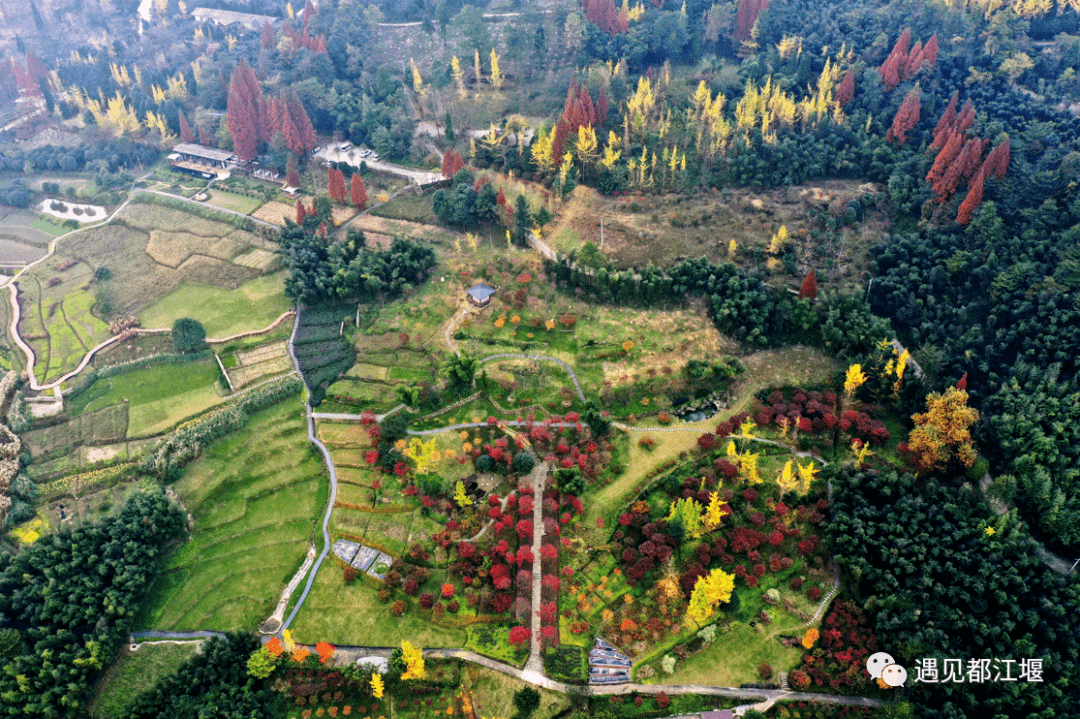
[547,181,887,296]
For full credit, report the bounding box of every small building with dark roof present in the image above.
[169,143,240,179]
[466,283,496,307]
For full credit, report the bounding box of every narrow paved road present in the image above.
[524,460,548,674]
[279,308,339,633]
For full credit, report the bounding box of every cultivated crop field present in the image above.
[71,358,224,438]
[60,204,272,316]
[135,401,325,632]
[222,339,292,388]
[15,255,111,383]
[23,403,129,461]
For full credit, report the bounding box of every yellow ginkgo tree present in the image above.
[400,641,426,680]
[686,568,735,624]
[844,363,868,402]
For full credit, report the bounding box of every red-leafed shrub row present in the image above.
[799,600,879,693]
[749,389,890,446]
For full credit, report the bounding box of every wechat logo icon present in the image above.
[867,652,907,688]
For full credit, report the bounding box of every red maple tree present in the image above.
[836,70,855,107]
[178,113,194,144]
[328,168,347,203]
[878,30,911,90]
[735,0,770,43]
[878,51,902,90]
[295,199,306,224]
[930,91,959,150]
[980,136,1010,181]
[597,86,610,125]
[508,626,531,647]
[907,41,927,81]
[445,151,465,177]
[927,129,963,186]
[798,269,818,300]
[226,60,264,162]
[954,100,975,134]
[922,33,940,67]
[261,20,275,49]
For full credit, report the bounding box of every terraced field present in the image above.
[134,402,326,632]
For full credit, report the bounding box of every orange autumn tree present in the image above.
[904,386,979,476]
[802,628,819,649]
[316,641,336,664]
[886,84,921,145]
[266,637,285,657]
[956,169,985,225]
[350,174,368,210]
[292,645,311,663]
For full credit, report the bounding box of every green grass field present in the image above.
[30,218,70,236]
[90,642,198,719]
[135,401,325,632]
[72,359,224,437]
[136,272,290,337]
[463,664,571,719]
[288,570,465,648]
[206,189,263,215]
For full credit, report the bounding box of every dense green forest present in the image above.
[829,466,1080,718]
[0,492,186,717]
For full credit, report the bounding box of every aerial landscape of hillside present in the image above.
[1,1,1079,718]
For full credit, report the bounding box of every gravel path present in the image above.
[479,352,585,401]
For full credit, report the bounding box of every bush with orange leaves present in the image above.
[801,628,819,649]
[315,641,336,663]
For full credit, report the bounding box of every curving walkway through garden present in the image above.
[479,353,586,402]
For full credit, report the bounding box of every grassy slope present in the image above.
[288,569,465,648]
[90,643,197,719]
[136,272,290,337]
[72,359,224,438]
[134,400,325,632]
[463,664,571,719]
